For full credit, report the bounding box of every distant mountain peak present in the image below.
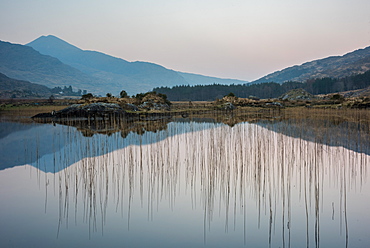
[30,34,70,43]
[0,39,105,92]
[27,35,81,52]
[39,34,60,40]
[26,35,248,94]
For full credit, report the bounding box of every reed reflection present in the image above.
[44,118,370,248]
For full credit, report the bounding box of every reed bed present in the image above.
[31,110,370,246]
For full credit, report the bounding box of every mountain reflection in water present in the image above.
[0,114,370,247]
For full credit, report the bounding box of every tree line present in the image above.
[50,85,87,96]
[153,70,370,101]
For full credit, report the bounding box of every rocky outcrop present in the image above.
[32,102,126,119]
[279,89,315,101]
[266,102,283,107]
[221,102,236,110]
[121,103,139,111]
[139,101,170,111]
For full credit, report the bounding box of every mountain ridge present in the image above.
[3,35,369,97]
[26,35,248,95]
[0,72,52,98]
[252,46,370,84]
[0,40,105,93]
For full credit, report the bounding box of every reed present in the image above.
[28,109,370,246]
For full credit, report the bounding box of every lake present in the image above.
[1,110,369,247]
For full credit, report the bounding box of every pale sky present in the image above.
[1,0,370,81]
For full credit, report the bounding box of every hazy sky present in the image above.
[1,0,370,81]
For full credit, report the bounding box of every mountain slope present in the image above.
[0,72,51,98]
[252,46,370,84]
[26,35,248,94]
[178,71,248,85]
[26,35,188,94]
[0,40,105,93]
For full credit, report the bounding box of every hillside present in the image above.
[0,72,51,98]
[26,35,248,95]
[0,40,105,94]
[178,71,248,86]
[252,46,370,84]
[155,69,370,101]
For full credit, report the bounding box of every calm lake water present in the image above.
[1,113,370,247]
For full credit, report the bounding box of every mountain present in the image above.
[0,40,106,94]
[0,72,51,98]
[178,71,248,86]
[252,46,370,84]
[26,35,248,95]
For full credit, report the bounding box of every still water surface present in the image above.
[0,117,369,247]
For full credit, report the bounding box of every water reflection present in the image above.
[1,113,370,247]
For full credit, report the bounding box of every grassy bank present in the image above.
[1,98,369,126]
[0,99,75,122]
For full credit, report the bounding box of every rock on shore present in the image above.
[32,102,126,119]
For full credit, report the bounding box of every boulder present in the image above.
[248,95,260,101]
[221,102,236,110]
[121,103,139,111]
[266,102,283,107]
[139,101,170,111]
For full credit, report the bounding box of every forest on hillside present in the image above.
[153,70,370,101]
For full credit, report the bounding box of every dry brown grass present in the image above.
[2,97,370,127]
[280,107,370,124]
[0,105,68,122]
